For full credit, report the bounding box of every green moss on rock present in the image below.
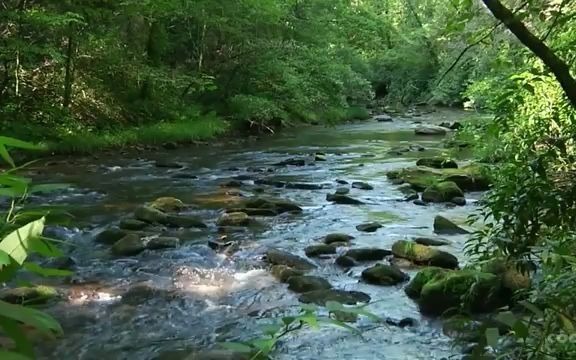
[422,181,464,203]
[392,240,458,269]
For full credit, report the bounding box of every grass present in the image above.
[43,116,229,154]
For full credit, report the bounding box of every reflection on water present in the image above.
[32,109,478,359]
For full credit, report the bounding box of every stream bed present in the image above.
[27,109,480,360]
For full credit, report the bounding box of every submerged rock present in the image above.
[352,181,374,190]
[415,125,447,136]
[286,183,324,190]
[299,289,371,305]
[287,276,332,293]
[374,114,393,122]
[164,215,207,229]
[217,212,251,227]
[422,181,464,203]
[147,237,180,250]
[265,248,316,270]
[324,233,355,244]
[355,222,382,233]
[226,208,277,217]
[433,215,470,235]
[305,244,337,258]
[416,157,458,169]
[450,197,467,206]
[335,187,350,195]
[155,160,184,169]
[274,158,306,166]
[391,240,458,269]
[406,268,504,316]
[344,248,391,261]
[326,193,364,205]
[361,264,409,286]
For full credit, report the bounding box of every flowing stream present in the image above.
[27,108,480,360]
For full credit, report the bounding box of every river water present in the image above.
[28,108,480,360]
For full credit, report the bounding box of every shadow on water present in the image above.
[29,109,480,359]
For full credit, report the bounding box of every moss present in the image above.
[405,267,448,299]
[0,285,59,305]
[422,181,464,202]
[418,270,503,315]
[392,240,458,269]
[387,164,492,192]
[150,197,185,212]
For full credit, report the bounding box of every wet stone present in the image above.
[287,275,332,293]
[265,248,316,270]
[335,256,358,268]
[304,244,337,258]
[326,193,364,205]
[324,233,355,244]
[352,181,374,190]
[299,289,371,305]
[344,248,391,261]
[356,222,383,232]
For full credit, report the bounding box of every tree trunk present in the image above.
[482,0,576,108]
[63,24,75,108]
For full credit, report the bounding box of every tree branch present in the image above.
[482,0,576,108]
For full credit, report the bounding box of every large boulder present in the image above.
[217,212,251,227]
[433,215,470,235]
[361,264,409,286]
[299,289,371,305]
[391,240,458,269]
[344,248,391,261]
[422,181,464,203]
[265,249,316,270]
[482,259,531,293]
[416,157,458,169]
[287,276,332,293]
[407,268,504,316]
[387,164,492,192]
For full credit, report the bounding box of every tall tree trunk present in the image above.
[63,24,75,108]
[482,0,576,108]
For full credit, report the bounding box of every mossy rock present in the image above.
[216,212,250,227]
[422,181,464,203]
[352,181,374,190]
[112,234,147,256]
[270,265,305,282]
[433,215,470,235]
[416,157,458,169]
[287,276,332,293]
[404,267,448,299]
[119,219,148,231]
[413,237,451,246]
[481,259,531,292]
[324,233,354,244]
[135,206,168,224]
[417,270,504,316]
[238,197,302,215]
[265,248,316,270]
[0,285,58,305]
[95,227,129,245]
[147,237,180,250]
[304,244,336,258]
[387,164,492,192]
[225,208,278,217]
[355,222,383,232]
[150,197,185,212]
[392,240,458,269]
[361,264,409,286]
[326,194,364,205]
[298,289,371,305]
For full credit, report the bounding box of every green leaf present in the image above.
[219,342,253,353]
[0,218,46,265]
[27,237,62,258]
[0,316,34,357]
[513,320,529,339]
[0,137,41,150]
[23,263,72,277]
[485,327,499,348]
[0,350,32,360]
[0,144,15,167]
[251,338,276,354]
[261,324,282,336]
[519,301,544,318]
[282,316,296,326]
[297,313,319,329]
[0,300,62,335]
[320,318,361,334]
[495,311,518,328]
